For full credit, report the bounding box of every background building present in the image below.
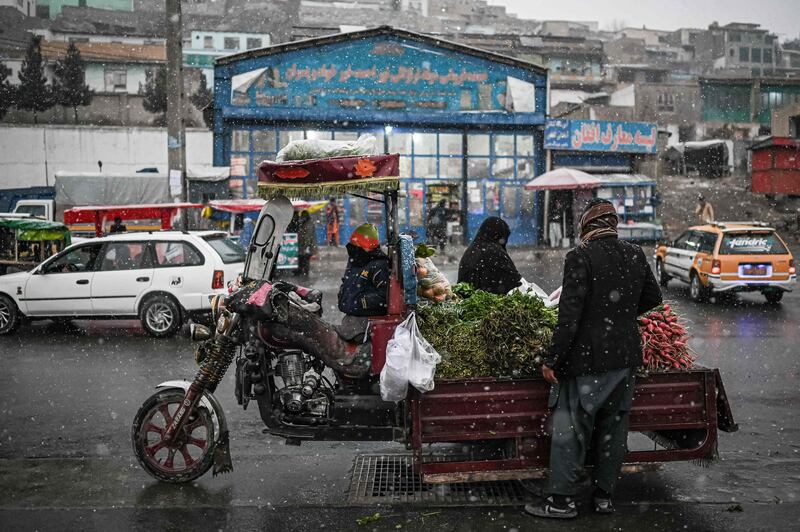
[213,26,548,245]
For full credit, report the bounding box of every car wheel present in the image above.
[140,295,182,338]
[689,273,710,303]
[0,294,21,335]
[764,291,784,305]
[656,259,670,287]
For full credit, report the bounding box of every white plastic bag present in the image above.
[380,319,412,402]
[546,286,562,308]
[406,313,441,392]
[508,277,549,300]
[379,312,441,401]
[275,134,378,162]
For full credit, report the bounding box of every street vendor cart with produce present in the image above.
[0,215,71,275]
[130,146,737,486]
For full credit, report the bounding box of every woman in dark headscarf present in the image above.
[457,216,522,295]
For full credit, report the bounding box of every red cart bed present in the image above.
[409,368,737,483]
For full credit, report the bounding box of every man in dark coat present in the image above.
[296,210,317,276]
[457,216,522,295]
[109,216,127,234]
[427,199,448,253]
[338,223,389,317]
[526,199,662,520]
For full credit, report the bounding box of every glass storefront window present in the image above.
[439,133,462,155]
[371,131,385,152]
[492,158,515,179]
[398,156,412,178]
[388,132,412,153]
[332,131,358,141]
[493,134,515,157]
[252,130,276,152]
[467,157,490,179]
[232,130,249,151]
[414,157,437,178]
[413,133,437,155]
[485,183,500,216]
[306,130,332,140]
[502,185,520,217]
[516,135,535,157]
[468,182,483,214]
[516,158,535,178]
[468,134,490,156]
[408,183,424,226]
[440,156,462,178]
[278,130,305,147]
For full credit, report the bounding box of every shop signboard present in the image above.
[230,37,541,115]
[544,119,657,154]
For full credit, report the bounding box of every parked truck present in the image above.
[0,173,172,234]
[0,187,56,220]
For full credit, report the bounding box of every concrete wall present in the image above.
[0,125,213,188]
[635,81,701,126]
[772,103,800,137]
[2,92,206,127]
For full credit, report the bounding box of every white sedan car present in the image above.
[0,231,245,337]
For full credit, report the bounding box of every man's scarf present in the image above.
[579,202,619,245]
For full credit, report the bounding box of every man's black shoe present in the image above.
[524,496,577,519]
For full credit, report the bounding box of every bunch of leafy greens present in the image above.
[417,284,558,379]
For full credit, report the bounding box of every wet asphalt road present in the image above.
[1,247,799,531]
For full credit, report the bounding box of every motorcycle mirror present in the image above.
[189,323,212,342]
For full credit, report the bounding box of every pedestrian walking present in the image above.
[526,199,662,520]
[426,199,448,253]
[325,197,341,246]
[696,194,715,224]
[296,210,317,276]
[549,197,565,247]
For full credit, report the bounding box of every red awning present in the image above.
[63,203,203,224]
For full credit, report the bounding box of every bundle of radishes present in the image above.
[639,303,695,372]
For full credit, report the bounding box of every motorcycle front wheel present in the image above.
[132,389,217,483]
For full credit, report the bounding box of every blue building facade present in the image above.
[213,27,548,245]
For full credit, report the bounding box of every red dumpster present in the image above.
[750,136,800,195]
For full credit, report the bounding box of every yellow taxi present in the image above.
[655,222,796,303]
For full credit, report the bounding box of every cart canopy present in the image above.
[208,199,326,214]
[257,154,400,199]
[0,217,71,244]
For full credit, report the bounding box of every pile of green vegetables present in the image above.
[416,283,558,379]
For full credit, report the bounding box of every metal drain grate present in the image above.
[347,454,529,505]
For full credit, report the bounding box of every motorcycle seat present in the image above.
[335,315,370,343]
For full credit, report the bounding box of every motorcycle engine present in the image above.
[275,350,330,420]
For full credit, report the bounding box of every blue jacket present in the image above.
[338,243,389,316]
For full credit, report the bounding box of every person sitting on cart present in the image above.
[338,223,389,317]
[526,199,662,520]
[457,216,522,295]
[109,216,127,234]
